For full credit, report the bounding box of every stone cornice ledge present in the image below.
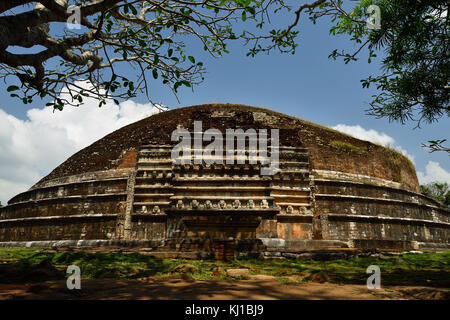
[5,192,127,209]
[312,169,403,189]
[324,213,450,227]
[31,168,133,190]
[0,213,117,224]
[315,193,449,212]
[312,169,444,207]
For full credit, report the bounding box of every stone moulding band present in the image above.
[5,193,127,208]
[315,193,447,211]
[29,168,132,190]
[0,239,447,251]
[0,214,118,224]
[313,169,404,190]
[164,209,279,216]
[28,177,128,192]
[7,168,132,205]
[325,213,450,227]
[0,239,165,248]
[314,178,444,208]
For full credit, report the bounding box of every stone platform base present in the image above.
[0,238,448,256]
[0,239,164,248]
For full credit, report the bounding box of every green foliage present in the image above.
[2,0,447,155]
[323,0,449,127]
[422,139,450,154]
[381,145,416,180]
[2,0,303,111]
[421,182,450,207]
[384,145,402,165]
[330,140,364,153]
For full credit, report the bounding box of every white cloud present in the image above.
[417,161,450,185]
[331,124,415,163]
[332,124,394,146]
[0,91,160,205]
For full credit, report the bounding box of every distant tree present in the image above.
[420,182,450,207]
[446,191,450,208]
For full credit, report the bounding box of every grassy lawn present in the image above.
[0,248,448,287]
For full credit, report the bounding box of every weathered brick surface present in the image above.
[0,199,126,220]
[0,170,130,242]
[33,104,420,192]
[0,217,117,241]
[326,220,448,243]
[117,149,138,169]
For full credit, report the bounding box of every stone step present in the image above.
[271,195,310,201]
[276,202,311,207]
[136,175,172,180]
[134,184,171,189]
[173,176,272,181]
[276,169,310,174]
[172,186,267,191]
[139,144,173,149]
[137,160,173,164]
[271,186,310,191]
[132,213,167,218]
[138,149,172,154]
[279,162,310,168]
[136,167,172,171]
[133,193,174,197]
[138,151,172,156]
[170,195,275,201]
[170,161,281,168]
[133,201,171,206]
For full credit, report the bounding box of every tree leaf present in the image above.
[7,85,19,92]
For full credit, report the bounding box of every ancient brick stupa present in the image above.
[0,104,448,254]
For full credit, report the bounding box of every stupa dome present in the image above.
[0,104,448,253]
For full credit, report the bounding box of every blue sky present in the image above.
[0,3,448,204]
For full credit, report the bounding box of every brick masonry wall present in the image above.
[0,169,131,242]
[0,217,117,241]
[131,216,166,240]
[313,173,450,243]
[0,199,126,220]
[325,219,448,243]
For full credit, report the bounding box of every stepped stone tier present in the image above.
[0,104,449,254]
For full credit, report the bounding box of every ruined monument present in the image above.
[0,104,448,255]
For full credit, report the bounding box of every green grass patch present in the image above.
[0,249,448,287]
[330,140,364,153]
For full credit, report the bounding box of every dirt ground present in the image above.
[0,278,448,300]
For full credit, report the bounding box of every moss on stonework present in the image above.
[330,141,364,153]
[383,146,417,180]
